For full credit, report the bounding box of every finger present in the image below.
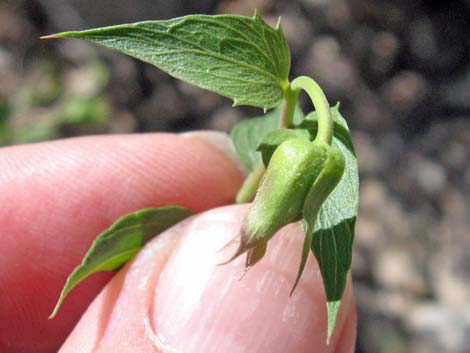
[0,133,244,353]
[333,301,357,353]
[60,205,356,353]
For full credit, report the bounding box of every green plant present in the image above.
[44,12,359,341]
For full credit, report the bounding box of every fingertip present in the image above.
[153,206,351,353]
[60,205,356,353]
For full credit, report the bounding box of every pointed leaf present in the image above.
[298,105,359,340]
[50,205,193,318]
[48,13,290,109]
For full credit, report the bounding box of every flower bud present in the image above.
[226,137,328,267]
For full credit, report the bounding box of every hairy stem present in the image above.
[291,76,333,145]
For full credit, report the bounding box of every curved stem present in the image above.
[279,83,299,128]
[291,76,333,145]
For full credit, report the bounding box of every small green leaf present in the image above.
[50,205,193,318]
[230,104,304,171]
[257,128,310,167]
[48,13,290,109]
[299,105,359,341]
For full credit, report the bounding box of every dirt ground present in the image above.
[1,1,469,352]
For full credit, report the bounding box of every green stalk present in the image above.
[235,82,298,203]
[291,76,333,145]
[235,163,265,203]
[279,83,299,128]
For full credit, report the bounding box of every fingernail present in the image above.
[152,205,347,353]
[181,131,247,176]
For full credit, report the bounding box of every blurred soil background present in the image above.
[1,0,469,352]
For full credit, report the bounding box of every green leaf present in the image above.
[257,128,310,167]
[298,105,359,341]
[50,205,193,318]
[48,13,290,109]
[230,104,304,171]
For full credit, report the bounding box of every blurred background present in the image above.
[1,0,469,352]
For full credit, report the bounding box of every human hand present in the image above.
[0,133,356,353]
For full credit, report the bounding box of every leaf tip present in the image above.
[48,312,57,320]
[275,16,283,31]
[40,33,60,39]
[326,300,341,344]
[48,296,65,319]
[289,280,299,297]
[41,31,76,40]
[289,224,313,297]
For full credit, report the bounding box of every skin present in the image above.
[0,133,356,353]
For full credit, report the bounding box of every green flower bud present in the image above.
[226,137,328,267]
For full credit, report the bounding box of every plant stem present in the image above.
[235,162,265,203]
[279,83,299,128]
[291,76,333,145]
[235,85,298,204]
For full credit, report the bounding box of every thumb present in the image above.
[59,205,356,353]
